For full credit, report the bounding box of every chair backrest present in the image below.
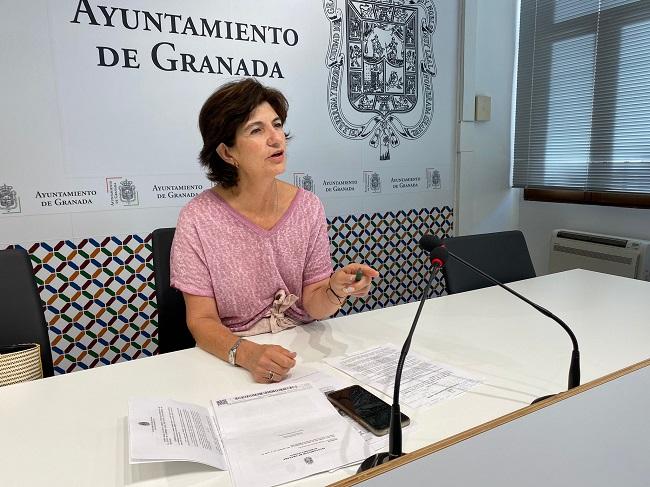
[442,230,536,294]
[0,248,54,377]
[151,228,195,353]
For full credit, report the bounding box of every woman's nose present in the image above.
[268,129,283,146]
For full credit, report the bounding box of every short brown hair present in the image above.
[198,78,289,188]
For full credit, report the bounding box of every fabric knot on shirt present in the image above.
[268,289,300,333]
[233,289,301,336]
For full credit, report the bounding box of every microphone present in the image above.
[357,239,448,472]
[422,234,580,403]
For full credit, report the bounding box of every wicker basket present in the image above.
[0,344,43,387]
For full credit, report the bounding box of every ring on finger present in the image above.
[268,370,274,381]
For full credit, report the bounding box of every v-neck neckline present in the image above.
[208,186,303,237]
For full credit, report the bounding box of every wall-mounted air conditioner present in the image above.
[549,229,650,281]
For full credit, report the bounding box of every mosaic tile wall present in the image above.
[332,207,453,315]
[9,206,453,374]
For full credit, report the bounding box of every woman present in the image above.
[171,78,379,383]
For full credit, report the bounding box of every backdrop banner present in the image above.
[1,0,457,243]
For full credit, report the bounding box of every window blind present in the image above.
[513,0,650,193]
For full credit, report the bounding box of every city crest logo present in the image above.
[293,173,315,192]
[0,183,21,214]
[363,171,382,193]
[106,177,139,207]
[324,0,437,160]
[426,167,441,189]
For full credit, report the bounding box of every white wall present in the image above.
[455,0,520,237]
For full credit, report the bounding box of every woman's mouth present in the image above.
[269,150,285,161]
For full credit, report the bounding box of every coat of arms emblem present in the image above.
[324,0,437,160]
[119,179,137,204]
[426,167,441,189]
[301,175,314,192]
[294,173,315,193]
[364,171,382,192]
[0,184,20,213]
[107,177,139,206]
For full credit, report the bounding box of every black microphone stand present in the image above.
[446,251,580,403]
[357,248,446,472]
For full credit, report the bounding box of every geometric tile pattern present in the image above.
[330,206,454,315]
[6,206,453,375]
[9,235,157,375]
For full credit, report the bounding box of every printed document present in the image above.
[284,365,389,454]
[128,398,226,469]
[325,344,482,409]
[211,382,367,487]
[284,363,351,393]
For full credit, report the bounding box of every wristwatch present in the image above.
[228,338,243,366]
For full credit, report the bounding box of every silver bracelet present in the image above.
[227,337,242,366]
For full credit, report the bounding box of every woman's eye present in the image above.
[250,128,261,134]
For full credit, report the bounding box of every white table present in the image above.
[345,360,650,487]
[1,270,649,486]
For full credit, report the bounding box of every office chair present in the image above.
[0,248,54,377]
[151,228,195,353]
[442,230,536,294]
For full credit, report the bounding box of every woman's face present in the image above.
[227,101,287,181]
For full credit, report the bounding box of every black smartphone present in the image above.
[326,385,410,436]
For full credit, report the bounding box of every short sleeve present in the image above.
[302,197,334,286]
[170,207,215,297]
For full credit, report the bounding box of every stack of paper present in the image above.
[128,398,226,469]
[128,379,370,487]
[212,382,367,487]
[325,343,482,409]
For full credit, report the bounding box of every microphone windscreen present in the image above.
[419,234,442,253]
[429,245,448,266]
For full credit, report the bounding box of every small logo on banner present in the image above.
[0,183,21,214]
[106,177,139,207]
[293,173,315,192]
[363,171,382,193]
[426,168,441,189]
[324,0,438,160]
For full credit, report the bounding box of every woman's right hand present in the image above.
[238,341,297,383]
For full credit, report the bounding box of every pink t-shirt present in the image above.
[170,188,333,332]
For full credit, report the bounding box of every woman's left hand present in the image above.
[329,264,380,299]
